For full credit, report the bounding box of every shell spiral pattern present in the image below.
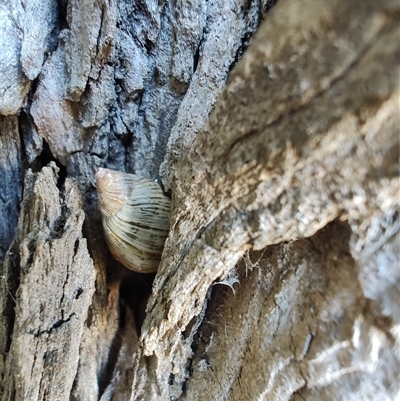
[95,168,171,273]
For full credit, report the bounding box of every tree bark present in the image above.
[0,0,399,400]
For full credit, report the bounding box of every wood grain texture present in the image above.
[0,164,96,401]
[0,0,56,114]
[0,0,399,399]
[141,0,400,398]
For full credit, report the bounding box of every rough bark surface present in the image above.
[1,164,96,400]
[0,116,22,262]
[143,1,399,398]
[0,0,399,400]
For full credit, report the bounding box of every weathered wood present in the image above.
[183,224,400,400]
[140,0,400,398]
[1,1,265,395]
[0,0,56,115]
[0,164,96,400]
[0,0,399,400]
[27,0,264,178]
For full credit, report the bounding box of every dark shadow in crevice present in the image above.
[30,140,67,189]
[97,267,156,396]
[119,270,156,337]
[0,239,21,355]
[56,0,69,31]
[98,320,123,396]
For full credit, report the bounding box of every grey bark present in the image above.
[0,0,399,400]
[1,164,96,400]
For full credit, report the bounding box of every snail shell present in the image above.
[95,168,171,273]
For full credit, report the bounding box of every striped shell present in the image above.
[95,168,171,273]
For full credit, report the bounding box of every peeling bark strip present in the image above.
[0,164,96,401]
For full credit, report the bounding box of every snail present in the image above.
[95,168,171,273]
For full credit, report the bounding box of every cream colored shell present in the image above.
[95,168,171,273]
